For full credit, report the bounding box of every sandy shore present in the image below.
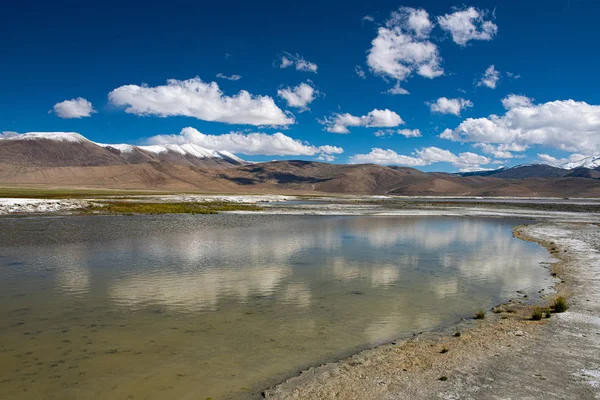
[263,222,600,399]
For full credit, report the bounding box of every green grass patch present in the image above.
[531,307,544,321]
[552,296,568,313]
[84,201,263,215]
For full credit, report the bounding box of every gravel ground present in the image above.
[264,222,600,399]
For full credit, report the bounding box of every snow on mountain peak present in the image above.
[0,131,89,143]
[559,156,600,170]
[97,141,246,162]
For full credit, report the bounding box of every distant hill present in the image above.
[2,133,600,197]
[458,163,600,180]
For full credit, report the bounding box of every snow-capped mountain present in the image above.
[0,131,88,143]
[0,132,247,168]
[559,156,600,170]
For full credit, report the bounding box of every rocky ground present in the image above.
[263,222,600,399]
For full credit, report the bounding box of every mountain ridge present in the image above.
[2,133,600,197]
[0,132,247,168]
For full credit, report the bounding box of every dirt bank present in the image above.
[264,222,600,399]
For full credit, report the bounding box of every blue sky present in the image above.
[2,0,600,171]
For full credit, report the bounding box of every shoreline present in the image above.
[263,221,600,399]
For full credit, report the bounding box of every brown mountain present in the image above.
[0,133,246,169]
[2,134,600,197]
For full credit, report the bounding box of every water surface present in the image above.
[0,215,551,399]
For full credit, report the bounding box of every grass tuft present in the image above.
[530,307,543,321]
[474,310,486,320]
[552,296,568,313]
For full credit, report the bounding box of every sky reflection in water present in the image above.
[0,215,551,400]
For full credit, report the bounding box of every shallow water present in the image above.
[0,215,551,399]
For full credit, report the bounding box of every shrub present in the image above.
[552,296,568,313]
[531,307,543,321]
[475,310,486,320]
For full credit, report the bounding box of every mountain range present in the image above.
[458,162,600,180]
[2,132,600,197]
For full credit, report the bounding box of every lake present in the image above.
[0,214,551,399]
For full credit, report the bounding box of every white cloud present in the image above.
[385,82,410,95]
[428,97,473,116]
[437,7,498,46]
[362,15,375,23]
[52,97,96,119]
[473,143,527,159]
[147,127,343,157]
[374,128,421,138]
[216,73,241,81]
[108,77,293,126]
[441,99,600,154]
[350,148,428,166]
[501,94,533,110]
[279,53,318,73]
[320,109,404,134]
[317,153,336,162]
[397,128,422,138]
[388,7,433,39]
[477,65,500,89]
[355,65,366,79]
[537,153,587,167]
[277,82,318,110]
[349,146,490,171]
[367,7,443,93]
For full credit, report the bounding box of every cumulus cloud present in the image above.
[147,127,342,157]
[367,7,443,94]
[216,73,241,81]
[317,153,336,162]
[279,53,318,73]
[537,153,587,167]
[441,99,600,154]
[52,97,96,119]
[501,94,533,110]
[349,146,490,171]
[277,82,318,110]
[473,143,528,159]
[477,65,500,89]
[374,128,421,138]
[437,7,498,46]
[428,97,473,116]
[320,109,404,134]
[108,77,293,126]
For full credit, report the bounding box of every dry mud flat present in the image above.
[264,222,600,400]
